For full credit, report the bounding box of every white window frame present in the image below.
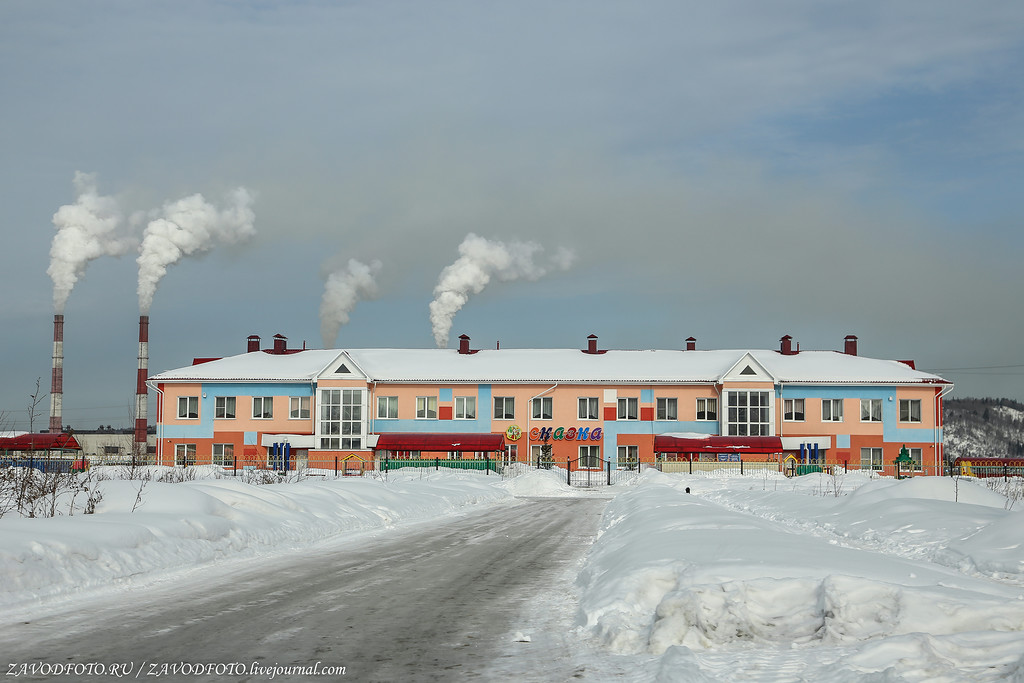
[821,399,844,423]
[532,396,553,420]
[578,397,599,420]
[454,396,476,420]
[861,447,883,471]
[494,397,515,420]
[617,444,639,466]
[899,399,922,423]
[177,396,199,420]
[783,398,805,422]
[377,396,399,419]
[617,397,638,420]
[416,396,438,420]
[656,397,677,421]
[252,396,274,419]
[860,398,882,422]
[175,443,196,466]
[696,397,717,421]
[212,443,233,466]
[214,396,235,419]
[725,390,771,436]
[579,445,601,469]
[289,396,310,420]
[908,447,923,471]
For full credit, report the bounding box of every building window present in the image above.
[532,396,553,420]
[696,397,718,421]
[103,445,121,455]
[494,397,515,420]
[252,396,274,419]
[175,443,196,466]
[416,396,438,419]
[783,398,805,422]
[618,445,639,469]
[861,447,883,471]
[320,389,363,449]
[177,396,198,419]
[377,396,398,419]
[212,443,233,466]
[726,391,770,436]
[821,399,843,422]
[861,399,882,422]
[578,397,599,420]
[289,396,310,420]
[899,399,922,423]
[656,398,678,421]
[215,396,235,419]
[908,447,923,471]
[579,445,601,469]
[617,397,638,420]
[455,396,476,420]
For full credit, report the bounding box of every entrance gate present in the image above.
[566,458,641,488]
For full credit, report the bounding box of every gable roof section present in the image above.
[720,352,776,383]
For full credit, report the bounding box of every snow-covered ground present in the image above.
[2,465,1023,681]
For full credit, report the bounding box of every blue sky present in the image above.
[1,0,1023,428]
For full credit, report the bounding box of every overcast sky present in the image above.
[2,1,1023,428]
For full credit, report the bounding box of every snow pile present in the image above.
[699,473,1024,580]
[577,478,1024,680]
[499,466,583,497]
[0,469,511,610]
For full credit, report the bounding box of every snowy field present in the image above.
[2,465,1023,681]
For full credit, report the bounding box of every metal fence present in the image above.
[0,455,88,473]
[381,457,500,474]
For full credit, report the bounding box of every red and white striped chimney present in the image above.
[49,314,64,433]
[135,315,149,453]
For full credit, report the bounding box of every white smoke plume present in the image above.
[320,258,382,348]
[429,233,576,348]
[48,172,135,312]
[136,187,256,312]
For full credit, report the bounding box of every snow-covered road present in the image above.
[0,496,608,682]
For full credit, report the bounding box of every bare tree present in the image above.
[27,377,45,433]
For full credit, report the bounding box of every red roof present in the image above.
[0,432,82,451]
[373,433,506,453]
[654,435,783,454]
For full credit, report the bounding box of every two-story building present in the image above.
[149,333,951,474]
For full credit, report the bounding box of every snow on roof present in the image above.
[151,347,948,385]
[149,349,345,383]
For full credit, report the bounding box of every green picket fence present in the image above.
[381,458,498,473]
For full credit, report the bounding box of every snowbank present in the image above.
[0,469,512,610]
[577,478,1024,680]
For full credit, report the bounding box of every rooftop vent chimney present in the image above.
[272,334,287,354]
[780,335,798,355]
[844,334,858,356]
[247,334,261,353]
[457,334,477,354]
[685,337,697,351]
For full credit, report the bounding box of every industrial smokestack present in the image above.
[135,315,149,454]
[49,314,64,433]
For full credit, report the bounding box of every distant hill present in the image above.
[944,397,1024,461]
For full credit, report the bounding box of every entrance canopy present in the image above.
[654,435,783,454]
[372,433,506,453]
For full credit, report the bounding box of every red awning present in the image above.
[0,432,82,451]
[654,435,783,454]
[372,433,506,453]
